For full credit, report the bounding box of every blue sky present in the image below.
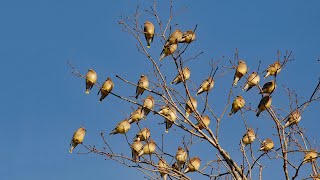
[0,0,319,179]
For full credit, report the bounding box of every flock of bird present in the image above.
[68,20,316,178]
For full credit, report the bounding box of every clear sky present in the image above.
[1,0,319,179]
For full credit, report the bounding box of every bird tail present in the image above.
[233,77,239,86]
[69,146,74,153]
[109,130,117,135]
[184,167,190,173]
[243,84,249,91]
[264,72,270,78]
[159,53,165,61]
[284,121,290,128]
[196,88,203,96]
[161,174,168,180]
[85,89,90,94]
[256,111,261,117]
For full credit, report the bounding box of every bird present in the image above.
[228,95,245,116]
[85,69,97,94]
[185,97,197,119]
[128,107,145,124]
[158,158,169,180]
[109,119,131,135]
[171,67,191,85]
[303,149,318,164]
[242,128,256,146]
[164,108,177,133]
[135,128,151,141]
[159,43,178,61]
[144,21,155,48]
[179,30,196,43]
[135,75,149,99]
[173,146,187,171]
[256,95,272,117]
[196,77,214,96]
[138,139,156,156]
[158,105,175,116]
[184,157,201,173]
[143,95,155,116]
[164,29,183,46]
[69,127,86,153]
[233,60,248,86]
[259,138,274,152]
[264,61,282,78]
[284,110,302,128]
[97,77,114,102]
[260,80,276,94]
[131,139,143,162]
[194,115,211,131]
[243,72,260,92]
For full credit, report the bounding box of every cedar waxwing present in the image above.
[179,30,196,43]
[173,146,188,171]
[109,119,131,135]
[128,107,145,124]
[228,95,245,116]
[144,21,155,48]
[194,115,211,131]
[260,80,276,94]
[85,69,97,94]
[171,67,191,85]
[143,95,155,116]
[131,139,143,162]
[303,149,318,164]
[243,72,260,92]
[196,77,214,96]
[135,75,149,99]
[165,29,183,46]
[138,139,156,156]
[184,157,201,173]
[158,105,174,116]
[158,158,169,180]
[164,108,177,133]
[242,128,256,146]
[69,127,86,153]
[185,97,197,119]
[233,60,248,86]
[259,138,274,152]
[264,61,282,78]
[98,77,114,102]
[159,43,178,61]
[284,110,302,128]
[135,128,151,141]
[256,95,272,117]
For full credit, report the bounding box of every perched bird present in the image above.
[138,140,156,156]
[243,72,260,92]
[228,95,245,116]
[131,139,143,162]
[159,43,178,61]
[164,109,177,133]
[242,128,256,146]
[171,67,191,85]
[143,95,155,116]
[303,149,318,164]
[98,77,114,102]
[158,105,175,116]
[284,110,302,128]
[185,97,197,119]
[173,146,187,171]
[260,80,276,94]
[69,127,86,153]
[165,29,183,46]
[194,115,211,131]
[264,61,282,78]
[128,107,145,124]
[256,95,272,117]
[233,60,248,86]
[135,75,149,99]
[196,77,214,96]
[135,128,151,141]
[158,158,169,180]
[259,138,274,152]
[85,69,97,94]
[144,21,155,48]
[109,119,131,135]
[179,30,196,43]
[184,157,201,173]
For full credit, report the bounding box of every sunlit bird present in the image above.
[144,21,155,48]
[196,77,214,96]
[243,72,260,92]
[229,95,245,116]
[69,127,86,153]
[109,119,131,135]
[135,75,149,99]
[259,138,274,152]
[85,69,97,94]
[242,128,256,146]
[233,60,247,86]
[264,61,282,78]
[98,77,114,102]
[171,67,191,85]
[256,95,272,117]
[184,157,201,173]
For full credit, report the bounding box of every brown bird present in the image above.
[144,21,155,48]
[173,146,187,171]
[69,127,86,153]
[158,105,175,116]
[185,97,197,119]
[260,80,276,94]
[256,95,272,117]
[243,72,260,92]
[194,115,211,131]
[259,138,274,152]
[184,157,201,173]
[135,128,151,141]
[159,43,178,61]
[242,128,256,146]
[164,109,177,133]
[85,69,98,94]
[171,67,191,85]
[284,110,302,128]
[128,107,145,124]
[143,95,155,116]
[165,29,183,46]
[179,30,196,43]
[135,75,149,99]
[303,149,318,164]
[109,119,131,135]
[233,60,248,86]
[229,95,245,116]
[158,158,169,180]
[264,61,282,78]
[131,139,143,162]
[98,77,114,102]
[196,77,214,96]
[138,140,157,156]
